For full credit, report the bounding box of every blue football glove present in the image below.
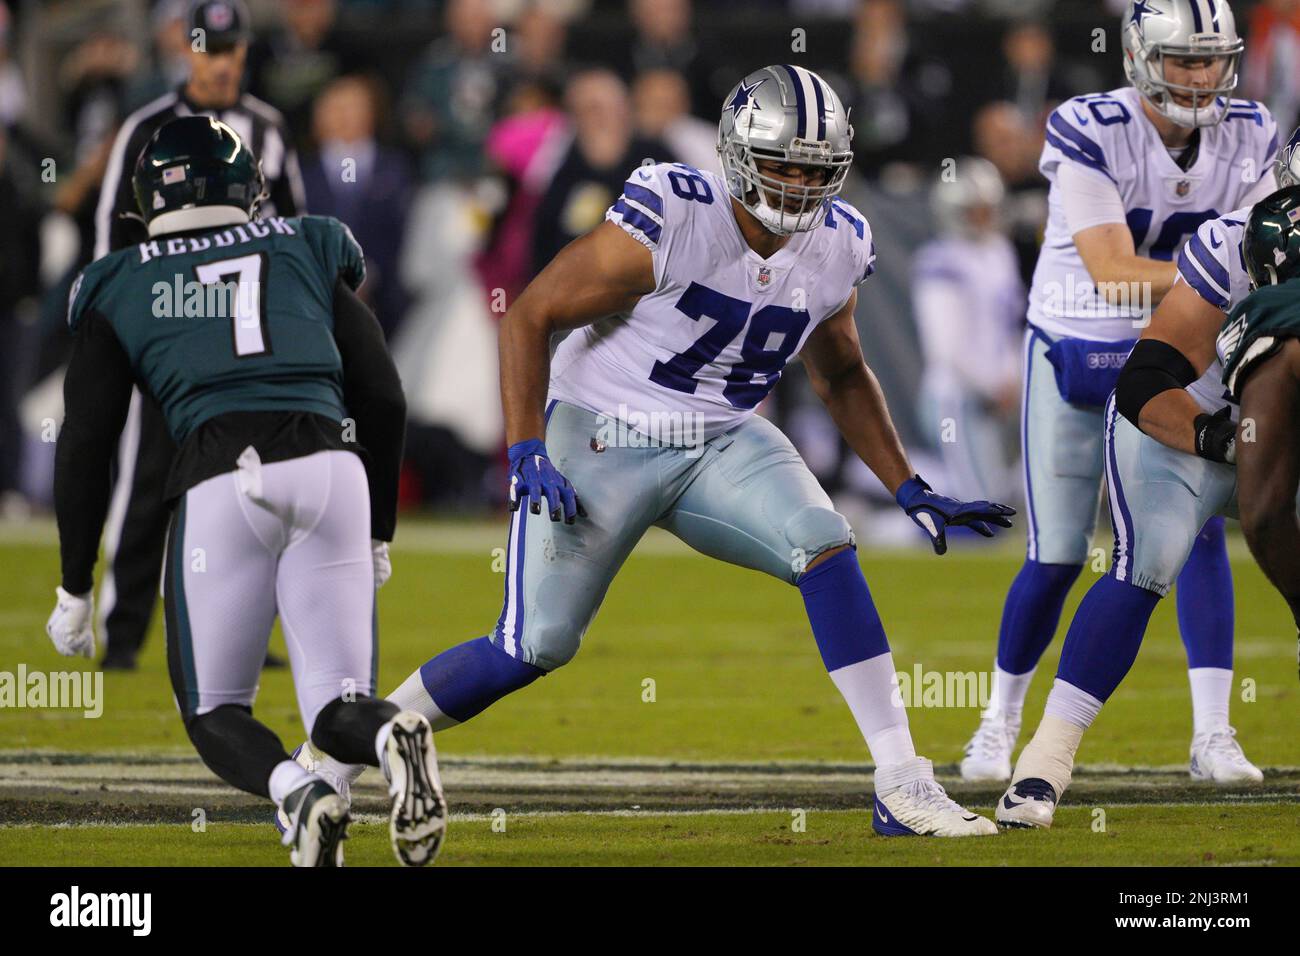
[895,475,1015,556]
[507,438,586,524]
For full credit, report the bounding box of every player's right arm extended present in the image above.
[53,312,135,594]
[498,220,655,446]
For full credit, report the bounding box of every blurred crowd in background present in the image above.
[2,0,1299,534]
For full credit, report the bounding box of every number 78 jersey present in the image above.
[548,162,876,442]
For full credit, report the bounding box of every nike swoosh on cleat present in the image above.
[876,804,889,823]
[962,815,978,821]
[1002,794,1024,810]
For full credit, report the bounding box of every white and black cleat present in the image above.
[995,777,1058,829]
[280,778,350,867]
[275,742,353,835]
[872,756,998,837]
[383,710,447,866]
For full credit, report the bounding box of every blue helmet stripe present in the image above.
[1189,0,1204,32]
[780,64,807,138]
[811,74,827,140]
[1210,0,1221,31]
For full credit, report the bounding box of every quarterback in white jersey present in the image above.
[997,138,1300,827]
[962,0,1278,788]
[291,64,1015,839]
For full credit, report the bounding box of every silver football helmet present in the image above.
[1122,0,1243,128]
[1277,125,1300,188]
[717,65,854,236]
[931,157,1005,239]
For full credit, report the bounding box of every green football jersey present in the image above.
[1218,278,1300,401]
[68,215,365,443]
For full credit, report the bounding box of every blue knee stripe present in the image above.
[419,637,544,723]
[797,548,889,672]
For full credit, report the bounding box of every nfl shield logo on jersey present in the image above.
[757,267,771,287]
[1176,179,1190,197]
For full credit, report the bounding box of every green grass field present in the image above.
[1,517,1297,866]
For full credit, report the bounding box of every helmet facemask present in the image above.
[721,137,852,236]
[1124,23,1242,128]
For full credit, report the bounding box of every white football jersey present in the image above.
[548,162,876,442]
[912,234,1025,399]
[1028,87,1277,342]
[1177,206,1252,414]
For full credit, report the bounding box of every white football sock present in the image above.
[1042,677,1104,730]
[1188,667,1232,735]
[828,652,917,767]
[268,759,315,806]
[990,664,1035,723]
[388,667,458,731]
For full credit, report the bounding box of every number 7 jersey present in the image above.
[548,162,876,441]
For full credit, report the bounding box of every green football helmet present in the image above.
[132,115,264,232]
[1243,184,1300,290]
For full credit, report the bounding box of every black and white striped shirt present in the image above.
[93,85,305,259]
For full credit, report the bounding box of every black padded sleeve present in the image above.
[1115,338,1199,427]
[332,279,406,541]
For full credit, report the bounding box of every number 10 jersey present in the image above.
[548,162,877,442]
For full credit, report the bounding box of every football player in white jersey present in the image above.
[914,156,1025,505]
[961,0,1280,784]
[290,64,1015,838]
[995,134,1300,827]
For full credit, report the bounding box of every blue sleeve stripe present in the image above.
[622,181,663,218]
[1267,128,1279,162]
[612,198,662,244]
[1187,232,1231,293]
[863,241,876,280]
[1177,245,1230,309]
[1045,129,1114,182]
[1048,113,1108,172]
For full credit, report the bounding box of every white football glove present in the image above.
[372,540,392,589]
[46,587,96,658]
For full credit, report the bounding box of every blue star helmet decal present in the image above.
[1130,0,1157,32]
[725,77,765,119]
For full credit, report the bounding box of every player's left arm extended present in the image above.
[801,291,912,495]
[1236,338,1300,632]
[46,311,136,657]
[801,294,1015,554]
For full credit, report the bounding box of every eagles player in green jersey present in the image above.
[44,116,445,866]
[1218,184,1300,676]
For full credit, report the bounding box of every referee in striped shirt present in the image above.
[92,0,305,669]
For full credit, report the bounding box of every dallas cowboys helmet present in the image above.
[931,156,1005,239]
[1122,0,1244,128]
[717,65,854,236]
[1277,125,1300,188]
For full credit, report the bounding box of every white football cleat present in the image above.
[995,776,1059,829]
[382,710,447,866]
[280,778,350,867]
[872,756,998,837]
[275,742,352,834]
[1190,727,1264,784]
[960,713,1019,782]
